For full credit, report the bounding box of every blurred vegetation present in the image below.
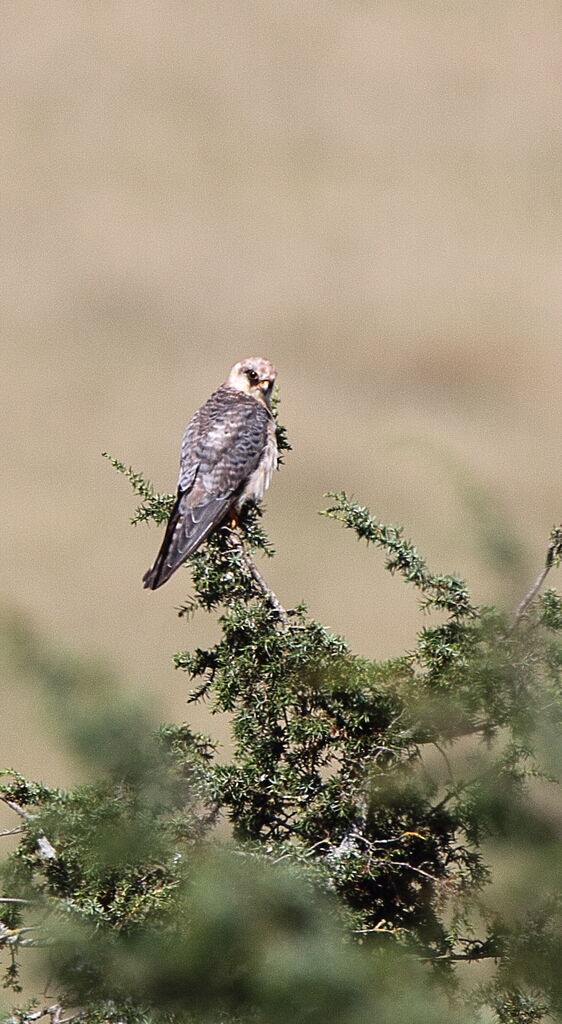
[2,445,562,1023]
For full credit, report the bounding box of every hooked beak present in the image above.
[259,379,273,394]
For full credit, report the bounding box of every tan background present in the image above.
[2,1,562,784]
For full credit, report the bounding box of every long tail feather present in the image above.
[142,491,233,590]
[142,492,185,590]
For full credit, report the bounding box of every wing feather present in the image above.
[142,485,232,590]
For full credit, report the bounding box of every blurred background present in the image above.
[2,0,562,784]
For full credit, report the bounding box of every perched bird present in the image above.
[143,357,278,590]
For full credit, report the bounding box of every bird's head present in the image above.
[227,357,277,408]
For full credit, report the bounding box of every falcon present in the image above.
[143,357,278,590]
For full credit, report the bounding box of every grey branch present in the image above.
[229,530,289,622]
[0,794,58,861]
[0,795,33,820]
[512,525,562,628]
[5,1005,82,1024]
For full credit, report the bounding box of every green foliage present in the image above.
[2,441,562,1023]
[541,588,562,631]
[322,492,476,618]
[101,453,174,525]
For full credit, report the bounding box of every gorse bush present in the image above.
[2,418,562,1023]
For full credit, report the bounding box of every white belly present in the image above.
[237,423,278,507]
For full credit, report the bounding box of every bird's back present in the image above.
[143,384,275,589]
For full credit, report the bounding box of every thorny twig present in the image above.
[512,524,562,629]
[228,530,289,623]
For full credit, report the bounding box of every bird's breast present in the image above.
[237,422,278,506]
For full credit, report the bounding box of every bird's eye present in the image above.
[246,369,259,385]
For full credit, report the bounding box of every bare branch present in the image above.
[0,795,34,821]
[4,1005,82,1024]
[0,794,58,862]
[419,949,500,963]
[431,741,454,782]
[388,860,442,884]
[229,530,289,622]
[512,566,551,627]
[512,524,562,628]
